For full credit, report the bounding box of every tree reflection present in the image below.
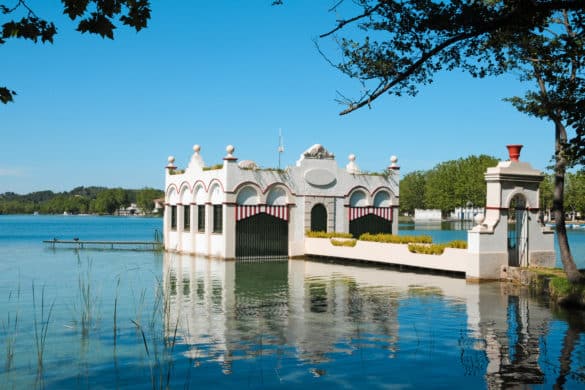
[161,253,585,387]
[553,308,585,389]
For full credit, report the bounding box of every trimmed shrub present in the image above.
[330,238,357,247]
[408,240,468,255]
[306,231,354,239]
[359,232,432,244]
[447,240,468,249]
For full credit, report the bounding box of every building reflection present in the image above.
[163,253,402,372]
[162,253,557,387]
[478,285,550,389]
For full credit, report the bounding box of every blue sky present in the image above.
[1,1,558,194]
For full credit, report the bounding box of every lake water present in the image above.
[0,215,584,389]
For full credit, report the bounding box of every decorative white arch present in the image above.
[266,186,287,205]
[349,190,368,207]
[167,186,179,204]
[194,184,206,204]
[373,191,391,207]
[236,186,259,205]
[209,183,222,204]
[179,184,191,204]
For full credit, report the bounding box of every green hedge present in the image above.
[359,232,432,244]
[306,231,468,254]
[305,231,354,239]
[408,240,468,255]
[330,238,357,247]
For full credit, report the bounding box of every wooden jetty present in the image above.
[43,239,162,251]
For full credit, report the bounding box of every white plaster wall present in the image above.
[165,146,399,257]
[209,234,225,258]
[167,230,179,252]
[181,232,194,253]
[195,233,207,255]
[224,204,236,259]
[304,238,470,273]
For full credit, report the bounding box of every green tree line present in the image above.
[401,155,585,220]
[0,186,163,215]
[400,155,499,215]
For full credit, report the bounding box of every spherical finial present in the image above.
[224,145,237,161]
[193,144,201,153]
[474,213,485,225]
[390,155,398,164]
[166,155,177,170]
[348,154,356,162]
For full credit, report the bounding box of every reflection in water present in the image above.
[162,253,585,388]
[482,294,546,388]
[163,256,401,373]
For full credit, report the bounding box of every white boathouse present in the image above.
[164,144,400,259]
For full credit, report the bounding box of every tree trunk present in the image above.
[553,120,583,283]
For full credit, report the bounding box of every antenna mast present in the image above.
[278,128,284,170]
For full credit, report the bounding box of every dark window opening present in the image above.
[184,205,190,231]
[198,205,205,232]
[310,204,327,232]
[170,206,177,230]
[213,204,223,233]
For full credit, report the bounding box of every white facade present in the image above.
[467,145,555,280]
[164,144,400,259]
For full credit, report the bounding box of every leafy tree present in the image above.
[399,171,426,215]
[1,0,151,103]
[90,188,130,214]
[539,172,554,219]
[136,187,163,215]
[0,186,160,214]
[319,0,584,282]
[565,171,585,218]
[424,155,498,213]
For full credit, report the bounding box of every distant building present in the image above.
[414,209,442,222]
[153,198,165,214]
[163,144,400,259]
[450,206,484,221]
[116,203,142,216]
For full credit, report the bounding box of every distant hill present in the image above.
[0,186,163,215]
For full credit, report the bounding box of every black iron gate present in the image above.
[349,214,392,238]
[236,213,288,258]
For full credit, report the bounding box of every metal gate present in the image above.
[508,197,528,267]
[349,214,392,238]
[236,212,288,258]
[349,207,393,238]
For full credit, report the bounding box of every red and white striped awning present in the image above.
[236,205,289,222]
[349,207,392,221]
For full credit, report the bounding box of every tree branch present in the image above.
[339,30,478,115]
[320,3,382,38]
[336,0,585,115]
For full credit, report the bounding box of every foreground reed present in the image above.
[2,286,20,371]
[32,283,55,376]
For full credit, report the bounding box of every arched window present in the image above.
[311,204,327,232]
[236,186,259,205]
[373,191,391,207]
[266,187,287,205]
[349,190,367,207]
